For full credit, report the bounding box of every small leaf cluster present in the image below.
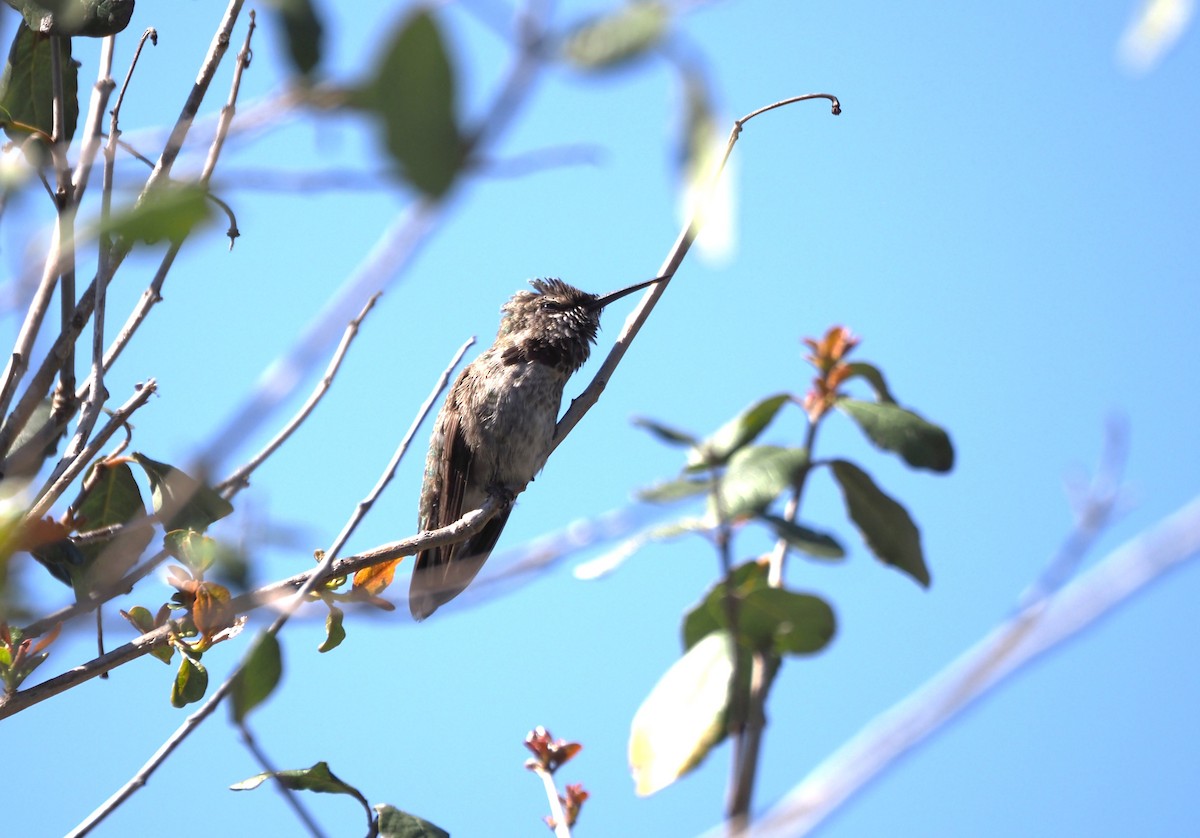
[628,326,955,794]
[524,726,589,831]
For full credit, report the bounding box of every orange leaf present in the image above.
[353,559,400,595]
[192,581,234,638]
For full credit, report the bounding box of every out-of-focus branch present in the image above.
[736,493,1200,838]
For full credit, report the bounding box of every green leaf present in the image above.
[231,761,366,800]
[829,459,930,587]
[74,461,152,587]
[631,416,699,448]
[711,445,808,519]
[14,0,134,37]
[836,399,955,473]
[375,805,451,838]
[318,606,345,653]
[131,453,234,533]
[0,23,78,147]
[687,393,790,471]
[845,361,896,404]
[358,9,463,197]
[761,515,845,561]
[683,560,836,656]
[263,0,323,77]
[171,655,208,707]
[7,399,60,477]
[563,1,670,71]
[231,632,282,723]
[76,461,146,532]
[628,630,734,796]
[102,183,214,245]
[635,476,708,504]
[164,530,230,575]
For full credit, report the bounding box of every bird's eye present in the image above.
[539,299,565,313]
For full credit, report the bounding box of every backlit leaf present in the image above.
[171,655,208,707]
[629,630,734,796]
[711,445,808,519]
[131,453,233,533]
[687,394,789,471]
[231,632,282,722]
[563,1,670,70]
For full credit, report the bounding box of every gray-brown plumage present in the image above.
[409,276,660,620]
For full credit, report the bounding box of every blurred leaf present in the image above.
[711,445,808,519]
[635,476,708,504]
[231,761,366,800]
[836,399,955,472]
[761,515,845,561]
[171,655,208,707]
[0,22,78,146]
[74,461,151,587]
[131,453,233,533]
[357,8,463,197]
[829,459,930,587]
[318,605,345,653]
[629,630,734,796]
[375,804,451,838]
[687,394,790,470]
[164,530,227,575]
[632,416,699,448]
[683,560,835,656]
[102,183,214,245]
[191,581,234,638]
[75,461,146,532]
[15,0,135,37]
[676,65,733,262]
[845,361,896,403]
[7,399,60,477]
[25,516,83,588]
[563,1,670,71]
[231,632,282,723]
[263,0,323,77]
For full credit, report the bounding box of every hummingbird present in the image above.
[409,275,664,620]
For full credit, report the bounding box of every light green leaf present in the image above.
[131,453,233,533]
[102,183,214,245]
[629,630,734,796]
[563,1,670,71]
[0,23,78,147]
[711,445,808,519]
[318,606,345,653]
[687,393,790,471]
[636,476,708,504]
[231,632,282,723]
[171,655,208,707]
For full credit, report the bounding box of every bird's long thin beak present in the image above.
[591,274,670,309]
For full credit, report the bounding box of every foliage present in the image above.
[626,325,954,796]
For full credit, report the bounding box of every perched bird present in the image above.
[409,276,662,620]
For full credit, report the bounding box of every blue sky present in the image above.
[3,1,1199,836]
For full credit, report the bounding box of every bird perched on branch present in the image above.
[409,275,662,620]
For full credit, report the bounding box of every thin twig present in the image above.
[551,94,841,452]
[24,382,157,524]
[143,0,246,195]
[320,336,474,560]
[201,11,256,183]
[217,293,384,496]
[534,767,572,838]
[2,498,502,722]
[237,720,327,838]
[58,499,501,836]
[20,296,385,638]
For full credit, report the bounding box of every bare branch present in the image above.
[552,93,840,451]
